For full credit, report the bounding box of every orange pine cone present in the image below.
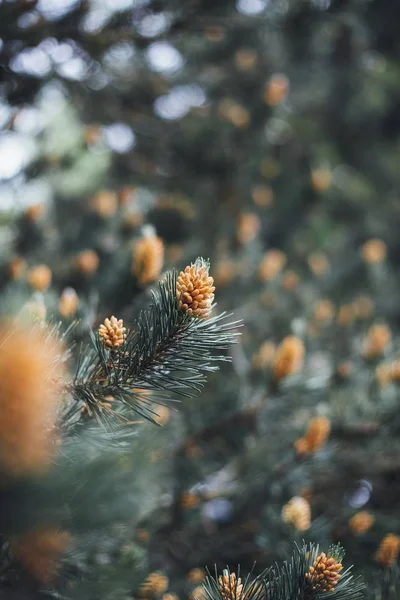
[176,260,215,319]
[0,324,64,476]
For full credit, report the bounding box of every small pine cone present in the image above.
[136,528,149,544]
[187,568,206,584]
[353,295,374,319]
[181,491,199,510]
[138,572,169,598]
[58,288,79,319]
[176,259,215,319]
[154,405,170,426]
[349,511,374,535]
[236,212,260,244]
[375,534,400,567]
[12,527,70,583]
[190,586,206,600]
[363,324,391,359]
[337,305,355,327]
[263,73,289,106]
[98,316,126,349]
[295,417,330,455]
[251,184,273,207]
[75,249,99,275]
[132,235,164,285]
[218,571,243,600]
[252,341,276,370]
[308,252,329,277]
[27,264,52,292]
[313,300,335,325]
[310,168,333,193]
[305,552,342,592]
[272,336,304,382]
[336,361,353,379]
[8,257,26,280]
[376,361,400,387]
[258,249,286,281]
[163,594,180,600]
[361,239,387,264]
[234,48,258,72]
[25,203,44,223]
[89,190,118,219]
[282,270,299,292]
[282,496,311,531]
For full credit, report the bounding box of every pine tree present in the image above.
[1,0,400,599]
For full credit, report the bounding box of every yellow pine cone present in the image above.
[310,168,332,193]
[0,324,63,477]
[308,252,329,277]
[363,324,391,359]
[75,249,99,275]
[187,568,206,584]
[180,491,200,510]
[305,552,342,592]
[98,316,126,349]
[176,260,215,319]
[349,511,374,535]
[361,239,387,264]
[272,336,304,382]
[27,264,52,292]
[12,527,70,583]
[282,496,311,531]
[252,341,276,370]
[313,300,335,325]
[263,73,289,106]
[258,249,286,281]
[376,361,400,387]
[58,287,79,319]
[218,571,243,600]
[352,295,374,319]
[190,586,206,600]
[8,256,26,280]
[375,534,400,567]
[236,212,260,244]
[138,572,169,598]
[295,417,331,455]
[132,235,165,285]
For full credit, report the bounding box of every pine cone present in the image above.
[187,568,206,584]
[0,324,64,476]
[272,336,304,382]
[305,552,342,592]
[59,288,79,319]
[27,264,52,292]
[138,572,169,598]
[8,257,26,280]
[12,527,70,583]
[218,571,243,600]
[132,235,164,285]
[349,511,374,535]
[295,416,330,455]
[361,239,387,264]
[282,496,311,531]
[75,249,99,275]
[176,259,215,319]
[258,249,286,281]
[375,534,400,567]
[98,316,126,349]
[363,324,391,359]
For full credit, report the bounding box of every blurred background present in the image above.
[1,0,400,598]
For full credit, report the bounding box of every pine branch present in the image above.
[65,262,240,432]
[263,543,364,600]
[201,544,364,600]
